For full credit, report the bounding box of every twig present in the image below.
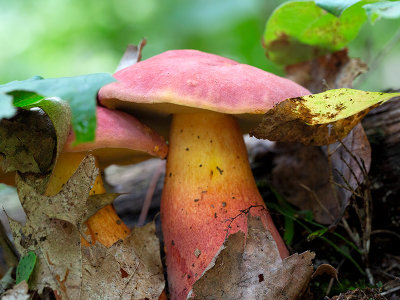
[137,160,165,226]
[371,229,400,241]
[381,285,400,297]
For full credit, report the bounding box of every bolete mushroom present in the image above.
[45,105,168,247]
[98,50,310,298]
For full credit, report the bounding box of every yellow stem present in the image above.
[162,111,288,299]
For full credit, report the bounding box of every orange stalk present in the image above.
[161,111,288,299]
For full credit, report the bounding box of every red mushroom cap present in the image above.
[98,50,310,134]
[64,106,168,169]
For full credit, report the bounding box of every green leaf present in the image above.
[16,251,37,285]
[315,0,365,17]
[264,1,369,65]
[0,73,115,144]
[363,1,400,23]
[251,89,400,145]
[307,227,328,241]
[283,217,295,245]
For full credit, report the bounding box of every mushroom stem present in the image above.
[45,152,130,247]
[161,111,288,299]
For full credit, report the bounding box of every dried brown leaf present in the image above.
[0,109,56,174]
[271,124,371,224]
[115,39,147,72]
[81,222,165,300]
[16,155,99,234]
[312,264,338,280]
[8,154,164,299]
[7,155,99,298]
[272,143,339,224]
[285,49,368,93]
[189,215,315,300]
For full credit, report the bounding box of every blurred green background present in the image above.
[1,0,399,91]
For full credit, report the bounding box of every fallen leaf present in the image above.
[0,98,71,193]
[0,109,56,174]
[7,155,165,299]
[81,222,165,299]
[7,155,99,298]
[251,89,400,146]
[324,123,371,224]
[271,123,371,224]
[15,155,99,235]
[285,49,368,94]
[115,39,147,72]
[272,142,340,224]
[312,264,338,280]
[1,281,29,300]
[189,215,315,300]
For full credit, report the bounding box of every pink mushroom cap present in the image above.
[98,49,310,135]
[64,106,168,169]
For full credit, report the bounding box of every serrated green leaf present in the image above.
[315,0,365,17]
[251,89,400,145]
[263,1,369,65]
[0,73,115,144]
[363,1,400,23]
[16,251,37,285]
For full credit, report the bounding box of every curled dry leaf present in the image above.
[251,89,400,146]
[312,264,338,281]
[0,109,56,174]
[0,98,71,191]
[189,215,315,300]
[81,222,164,300]
[115,39,147,72]
[285,49,368,94]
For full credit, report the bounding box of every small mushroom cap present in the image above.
[64,106,168,169]
[98,50,310,135]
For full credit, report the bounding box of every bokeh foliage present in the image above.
[0,0,399,90]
